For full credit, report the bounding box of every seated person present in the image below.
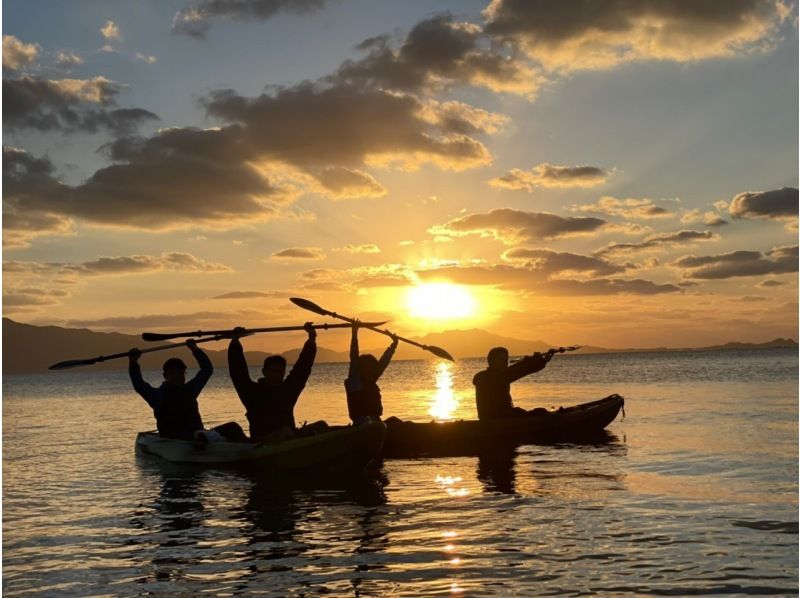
[472,347,552,420]
[129,339,247,442]
[227,323,317,442]
[345,321,398,424]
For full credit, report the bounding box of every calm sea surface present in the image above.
[3,349,798,596]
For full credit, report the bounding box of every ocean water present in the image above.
[3,348,798,596]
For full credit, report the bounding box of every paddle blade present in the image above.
[290,297,329,316]
[425,344,455,362]
[49,358,94,370]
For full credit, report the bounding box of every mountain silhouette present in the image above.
[3,318,796,374]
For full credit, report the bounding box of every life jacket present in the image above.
[245,379,297,438]
[154,385,204,441]
[346,381,383,421]
[473,369,515,420]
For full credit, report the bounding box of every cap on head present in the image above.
[163,357,187,373]
[487,347,509,367]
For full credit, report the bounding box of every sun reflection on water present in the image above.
[435,473,471,497]
[428,361,458,421]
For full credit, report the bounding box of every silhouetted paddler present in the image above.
[228,322,317,441]
[345,321,398,424]
[473,347,552,420]
[129,339,246,442]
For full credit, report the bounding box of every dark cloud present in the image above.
[3,287,70,307]
[201,82,499,171]
[272,247,326,260]
[3,76,158,134]
[3,210,74,249]
[729,187,798,221]
[7,65,504,242]
[756,279,784,288]
[491,164,611,191]
[680,208,729,227]
[3,144,288,232]
[501,247,630,276]
[5,252,231,279]
[729,295,769,302]
[539,277,681,296]
[430,208,606,244]
[417,264,680,295]
[334,13,536,95]
[595,230,717,257]
[173,0,327,37]
[315,167,386,199]
[574,196,673,219]
[72,253,232,274]
[673,245,798,279]
[483,0,791,72]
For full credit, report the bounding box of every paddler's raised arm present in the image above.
[128,348,160,409]
[186,338,213,392]
[376,332,398,379]
[506,351,551,382]
[347,320,360,380]
[285,322,317,393]
[227,328,256,398]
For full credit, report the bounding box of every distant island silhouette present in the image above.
[3,318,797,375]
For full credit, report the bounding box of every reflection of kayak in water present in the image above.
[382,394,624,458]
[135,420,386,472]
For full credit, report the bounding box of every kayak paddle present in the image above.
[141,321,387,342]
[511,346,582,363]
[48,334,229,371]
[290,297,455,361]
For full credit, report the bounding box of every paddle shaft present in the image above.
[142,321,384,342]
[48,335,227,370]
[290,297,454,361]
[305,306,419,350]
[511,346,581,363]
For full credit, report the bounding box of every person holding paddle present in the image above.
[128,339,246,442]
[227,322,318,441]
[345,321,399,425]
[473,347,553,420]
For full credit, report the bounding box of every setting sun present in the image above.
[406,283,477,321]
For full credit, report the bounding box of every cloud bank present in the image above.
[673,245,798,279]
[4,76,158,134]
[173,0,327,37]
[483,0,791,72]
[431,208,606,244]
[491,164,611,191]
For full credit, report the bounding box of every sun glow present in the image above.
[406,283,477,321]
[428,361,458,421]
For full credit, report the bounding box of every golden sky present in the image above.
[3,0,798,352]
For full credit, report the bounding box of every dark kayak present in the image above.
[382,394,624,458]
[135,420,386,472]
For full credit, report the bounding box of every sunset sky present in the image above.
[4,0,799,352]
